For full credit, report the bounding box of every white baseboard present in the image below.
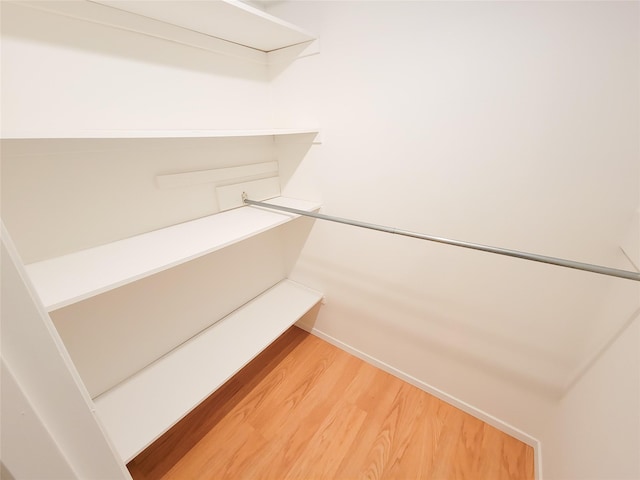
[296,322,543,480]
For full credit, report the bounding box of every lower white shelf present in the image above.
[93,279,323,463]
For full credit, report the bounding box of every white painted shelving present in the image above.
[26,197,321,311]
[16,0,316,63]
[1,128,319,140]
[5,0,323,472]
[94,278,323,463]
[92,0,315,51]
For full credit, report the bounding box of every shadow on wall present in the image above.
[289,207,640,401]
[1,462,16,480]
[296,251,568,400]
[268,40,320,80]
[285,196,640,406]
[275,133,318,194]
[563,305,640,394]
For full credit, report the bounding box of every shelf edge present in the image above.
[25,198,322,311]
[0,128,320,140]
[12,0,316,64]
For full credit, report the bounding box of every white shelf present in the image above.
[26,197,321,311]
[18,0,315,61]
[92,0,315,52]
[94,279,323,462]
[1,128,319,140]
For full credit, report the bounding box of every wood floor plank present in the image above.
[283,401,368,480]
[451,412,485,478]
[161,421,267,480]
[333,369,405,479]
[237,343,364,479]
[244,332,342,440]
[479,424,536,480]
[379,382,432,479]
[128,326,535,480]
[426,400,465,479]
[388,393,439,479]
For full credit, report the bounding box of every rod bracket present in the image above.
[241,192,248,204]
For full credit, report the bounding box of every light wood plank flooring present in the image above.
[128,326,534,479]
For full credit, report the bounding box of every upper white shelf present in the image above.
[92,0,315,52]
[26,197,322,312]
[1,128,319,141]
[18,0,316,62]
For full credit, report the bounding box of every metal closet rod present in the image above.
[242,195,640,282]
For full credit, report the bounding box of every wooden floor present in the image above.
[128,326,534,480]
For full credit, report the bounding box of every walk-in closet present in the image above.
[2,1,639,479]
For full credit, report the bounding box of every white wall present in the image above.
[269,0,639,444]
[1,225,129,478]
[540,101,640,479]
[1,360,77,479]
[542,313,639,479]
